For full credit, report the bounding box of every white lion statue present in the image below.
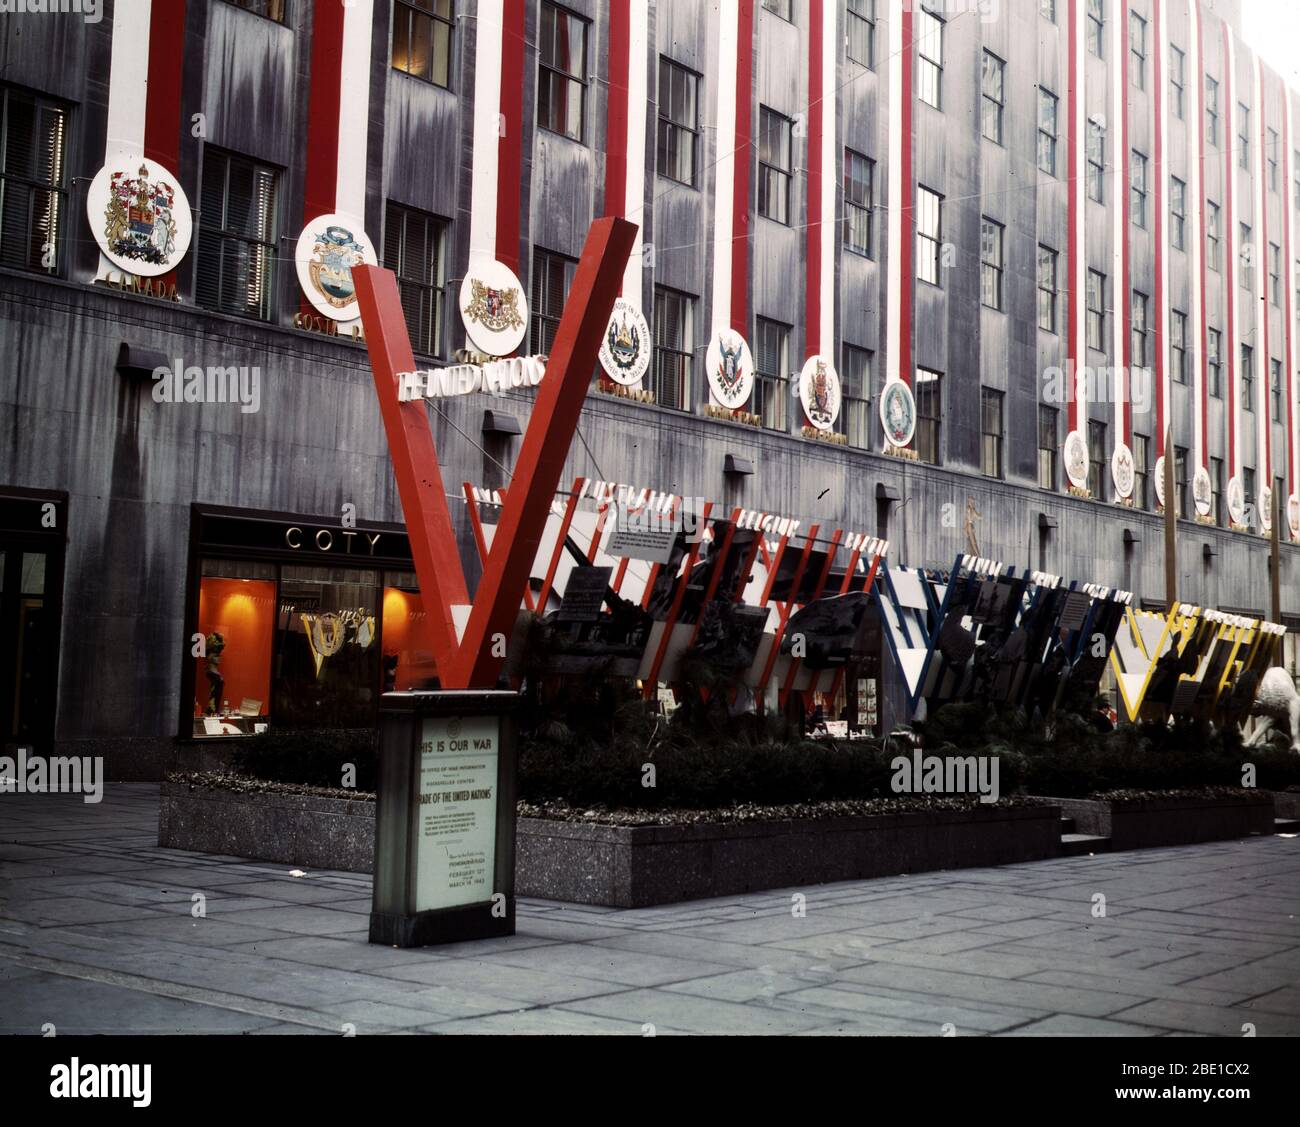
[1245,667,1300,753]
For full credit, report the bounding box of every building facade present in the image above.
[0,0,1297,776]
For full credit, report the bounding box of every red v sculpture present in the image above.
[352,217,637,689]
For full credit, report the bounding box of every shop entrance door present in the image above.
[0,544,60,749]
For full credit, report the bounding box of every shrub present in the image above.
[230,727,378,791]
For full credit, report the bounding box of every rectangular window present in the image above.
[761,0,792,19]
[917,186,942,285]
[1170,176,1186,250]
[0,84,69,275]
[225,0,288,21]
[1240,223,1253,291]
[1241,344,1255,411]
[915,369,942,465]
[1210,456,1224,524]
[841,345,871,448]
[657,58,699,187]
[1038,88,1059,176]
[1129,11,1146,91]
[1269,242,1281,306]
[1208,328,1223,397]
[392,0,454,89]
[1206,201,1221,271]
[754,316,790,432]
[1170,45,1185,119]
[1170,309,1187,384]
[529,248,577,356]
[537,2,589,142]
[1087,118,1105,203]
[1206,76,1219,147]
[847,0,876,68]
[1271,358,1283,419]
[1088,420,1107,498]
[844,149,875,256]
[980,389,1004,478]
[757,106,792,224]
[980,217,1004,311]
[384,203,447,359]
[982,51,1005,144]
[1131,291,1148,369]
[195,149,278,321]
[1087,269,1106,351]
[1087,0,1104,58]
[1131,150,1148,229]
[1037,244,1058,333]
[1040,0,1057,21]
[916,6,944,110]
[1133,434,1150,509]
[651,286,693,410]
[1175,447,1189,518]
[1267,127,1279,190]
[1237,103,1250,170]
[1038,406,1058,490]
[1243,467,1256,519]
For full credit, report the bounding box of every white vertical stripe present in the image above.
[1109,0,1127,469]
[1072,0,1088,440]
[335,0,374,222]
[820,1,836,358]
[623,0,649,306]
[98,0,153,282]
[1226,29,1242,481]
[469,0,504,264]
[885,0,904,387]
[711,0,740,340]
[1288,94,1300,508]
[1251,52,1269,489]
[1157,0,1172,461]
[1187,0,1205,469]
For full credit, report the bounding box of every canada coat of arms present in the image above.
[308,225,366,308]
[104,165,177,267]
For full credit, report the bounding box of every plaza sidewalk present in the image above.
[1,784,1298,1036]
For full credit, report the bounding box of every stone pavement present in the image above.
[1,784,1298,1036]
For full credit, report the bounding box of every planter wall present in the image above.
[160,783,1062,906]
[1271,790,1300,820]
[1049,793,1274,851]
[159,782,374,873]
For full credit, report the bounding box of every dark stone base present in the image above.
[54,737,191,782]
[1047,792,1275,851]
[369,903,515,947]
[515,805,1063,908]
[1270,790,1300,820]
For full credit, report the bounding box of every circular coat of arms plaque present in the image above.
[1193,465,1213,516]
[1227,476,1246,526]
[1154,455,1166,506]
[799,354,841,431]
[294,213,377,321]
[879,380,916,449]
[87,155,192,277]
[1064,431,1089,490]
[1260,485,1273,532]
[1288,493,1300,540]
[706,329,755,409]
[598,298,651,386]
[459,257,528,356]
[1111,442,1134,499]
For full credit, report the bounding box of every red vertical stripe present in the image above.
[497,0,527,275]
[604,3,630,220]
[1195,7,1210,463]
[303,0,346,223]
[898,1,914,389]
[730,0,754,336]
[1152,0,1165,458]
[1119,1,1132,447]
[1222,23,1236,475]
[805,0,823,359]
[1067,0,1079,435]
[143,0,186,170]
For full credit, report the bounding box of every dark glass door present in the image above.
[0,547,57,747]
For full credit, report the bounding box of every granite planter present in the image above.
[1270,790,1300,820]
[159,782,1063,908]
[1047,792,1275,852]
[159,781,374,873]
[514,804,1062,908]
